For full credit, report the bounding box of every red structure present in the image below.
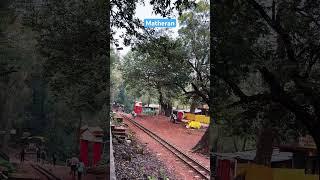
[177,111,184,121]
[216,158,236,180]
[80,126,104,167]
[133,101,143,115]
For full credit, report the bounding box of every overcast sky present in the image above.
[113,1,180,57]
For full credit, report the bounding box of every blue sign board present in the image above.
[144,18,177,28]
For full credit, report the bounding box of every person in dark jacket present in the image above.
[20,148,25,163]
[52,152,57,166]
[36,147,41,163]
[40,150,46,164]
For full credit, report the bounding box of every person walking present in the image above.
[40,150,46,164]
[77,160,85,180]
[52,152,56,166]
[36,147,41,163]
[70,156,79,177]
[20,148,25,163]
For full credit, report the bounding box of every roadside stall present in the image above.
[143,104,159,115]
[133,101,143,116]
[184,107,210,128]
[80,126,104,167]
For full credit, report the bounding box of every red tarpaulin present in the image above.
[93,142,102,166]
[217,159,231,180]
[177,111,184,121]
[80,140,89,166]
[133,102,143,115]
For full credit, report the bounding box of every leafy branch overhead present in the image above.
[110,0,196,45]
[25,0,108,112]
[213,0,320,156]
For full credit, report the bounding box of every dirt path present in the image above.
[122,114,208,180]
[13,162,98,180]
[9,148,100,180]
[124,114,209,168]
[13,162,46,180]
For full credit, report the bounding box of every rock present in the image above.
[136,147,144,155]
[121,152,131,162]
[114,137,176,179]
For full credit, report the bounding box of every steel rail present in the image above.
[31,164,61,180]
[120,114,210,180]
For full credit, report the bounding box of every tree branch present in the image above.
[191,82,209,104]
[0,69,17,77]
[226,93,272,108]
[295,7,320,28]
[247,0,297,64]
[213,68,247,100]
[258,66,318,138]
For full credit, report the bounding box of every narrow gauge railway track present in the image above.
[31,164,61,180]
[120,114,210,180]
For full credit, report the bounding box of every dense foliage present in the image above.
[212,0,320,165]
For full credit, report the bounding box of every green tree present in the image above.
[110,0,196,45]
[122,35,191,116]
[26,0,108,153]
[212,0,320,168]
[177,0,210,152]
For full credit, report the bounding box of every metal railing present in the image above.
[109,126,116,180]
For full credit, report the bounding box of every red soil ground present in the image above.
[8,149,100,180]
[121,113,209,180]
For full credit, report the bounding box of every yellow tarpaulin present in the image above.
[184,113,210,124]
[236,164,318,180]
[187,121,201,129]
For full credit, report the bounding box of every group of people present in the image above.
[19,146,56,166]
[20,146,86,180]
[68,156,86,180]
[36,147,56,165]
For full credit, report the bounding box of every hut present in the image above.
[143,104,160,115]
[80,126,104,167]
[133,101,143,115]
[277,135,319,174]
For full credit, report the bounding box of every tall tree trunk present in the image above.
[190,99,197,113]
[254,126,274,166]
[157,87,172,116]
[233,136,238,152]
[2,96,11,151]
[164,103,172,117]
[147,95,150,107]
[242,137,247,151]
[76,111,82,154]
[158,87,165,115]
[2,87,14,153]
[192,128,209,153]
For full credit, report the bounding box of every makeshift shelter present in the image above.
[143,104,160,115]
[214,148,293,168]
[133,101,143,115]
[80,126,104,167]
[276,135,319,173]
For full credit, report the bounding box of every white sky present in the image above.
[112,1,180,57]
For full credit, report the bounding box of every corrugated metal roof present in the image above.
[80,126,103,142]
[88,126,103,132]
[214,148,292,162]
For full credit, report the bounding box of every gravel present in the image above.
[113,136,177,180]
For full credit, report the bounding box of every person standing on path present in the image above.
[20,148,25,163]
[36,147,41,163]
[52,152,57,166]
[77,160,85,180]
[70,156,79,177]
[40,150,46,164]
